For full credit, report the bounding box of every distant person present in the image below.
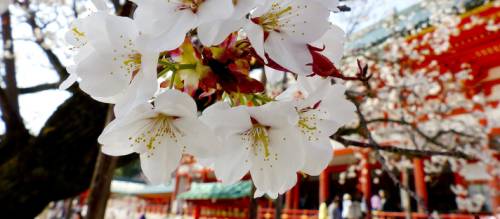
[371,193,382,210]
[381,192,400,212]
[341,193,362,219]
[328,197,342,219]
[379,190,386,209]
[350,197,363,219]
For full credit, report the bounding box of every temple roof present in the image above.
[346,0,485,51]
[110,179,174,195]
[177,181,252,200]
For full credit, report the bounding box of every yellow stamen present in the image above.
[72,27,85,38]
[258,4,293,31]
[242,124,271,159]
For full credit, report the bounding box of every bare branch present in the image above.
[341,93,430,213]
[18,83,60,94]
[1,11,27,138]
[111,0,122,12]
[19,4,69,82]
[332,135,471,159]
[366,117,477,154]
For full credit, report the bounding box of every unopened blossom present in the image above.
[99,89,217,184]
[277,76,356,175]
[200,101,304,198]
[244,0,330,74]
[63,13,158,116]
[132,0,234,52]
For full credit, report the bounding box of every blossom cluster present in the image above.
[338,0,497,184]
[62,0,356,198]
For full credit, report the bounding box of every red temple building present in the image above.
[101,1,500,219]
[167,2,500,218]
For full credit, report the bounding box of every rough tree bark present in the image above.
[85,107,118,219]
[0,3,114,217]
[0,91,108,217]
[84,2,136,219]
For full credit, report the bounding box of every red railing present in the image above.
[258,208,494,219]
[258,208,318,219]
[372,211,477,219]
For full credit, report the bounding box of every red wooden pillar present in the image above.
[285,174,301,209]
[285,191,293,209]
[319,169,330,204]
[488,163,500,215]
[293,176,301,209]
[193,205,201,219]
[413,158,428,212]
[361,151,372,214]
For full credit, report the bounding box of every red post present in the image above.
[488,163,500,215]
[319,169,330,204]
[293,175,301,209]
[285,191,293,209]
[285,174,301,209]
[413,158,428,212]
[361,151,372,214]
[193,205,201,219]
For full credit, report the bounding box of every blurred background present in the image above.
[0,0,499,218]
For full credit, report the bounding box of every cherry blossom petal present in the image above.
[250,126,304,198]
[200,102,253,137]
[113,52,159,117]
[59,72,78,90]
[173,117,218,159]
[265,34,312,74]
[197,0,234,24]
[300,137,333,175]
[245,101,298,128]
[244,21,266,62]
[312,24,345,65]
[198,18,245,46]
[155,89,197,118]
[91,0,108,11]
[136,10,197,52]
[313,0,339,12]
[214,134,252,185]
[277,0,330,43]
[140,137,182,184]
[264,66,284,85]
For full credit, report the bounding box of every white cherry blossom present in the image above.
[312,24,346,66]
[200,101,304,198]
[313,0,339,12]
[244,0,330,74]
[99,89,217,184]
[277,76,356,175]
[197,0,261,46]
[63,13,158,116]
[132,0,234,52]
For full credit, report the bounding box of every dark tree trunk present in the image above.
[0,10,29,156]
[85,107,118,219]
[0,91,108,217]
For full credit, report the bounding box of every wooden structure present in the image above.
[283,1,500,216]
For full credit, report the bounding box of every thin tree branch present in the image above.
[332,135,471,159]
[18,82,60,94]
[110,0,122,12]
[366,117,477,154]
[344,94,430,214]
[22,5,68,81]
[1,11,27,138]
